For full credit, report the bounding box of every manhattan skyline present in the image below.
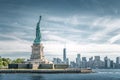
[0,0,120,61]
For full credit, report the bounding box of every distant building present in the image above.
[62,48,69,65]
[81,57,87,68]
[104,56,108,68]
[107,59,111,68]
[53,58,58,64]
[116,57,120,64]
[70,61,76,68]
[93,56,104,68]
[82,57,87,62]
[53,58,62,64]
[110,60,114,68]
[104,56,111,68]
[115,57,120,68]
[94,56,100,61]
[66,58,69,65]
[63,48,67,64]
[87,57,94,68]
[76,54,81,68]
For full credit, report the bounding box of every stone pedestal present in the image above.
[28,43,52,64]
[30,43,44,60]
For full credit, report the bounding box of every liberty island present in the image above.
[8,16,68,70]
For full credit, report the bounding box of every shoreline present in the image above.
[0,69,92,74]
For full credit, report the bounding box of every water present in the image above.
[0,69,120,80]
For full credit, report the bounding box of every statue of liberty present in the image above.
[34,16,42,44]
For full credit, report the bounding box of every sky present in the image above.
[0,0,120,61]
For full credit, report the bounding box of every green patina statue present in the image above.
[34,16,42,44]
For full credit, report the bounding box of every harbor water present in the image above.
[0,69,120,80]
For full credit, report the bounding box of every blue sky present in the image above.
[0,0,120,61]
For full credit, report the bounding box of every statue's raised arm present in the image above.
[39,16,42,24]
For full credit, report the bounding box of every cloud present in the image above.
[109,34,120,44]
[46,15,94,26]
[45,15,120,44]
[0,38,31,53]
[88,16,120,43]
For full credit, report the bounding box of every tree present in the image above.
[2,58,11,64]
[0,58,2,62]
[12,58,25,64]
[3,61,7,66]
[0,57,26,68]
[0,62,3,68]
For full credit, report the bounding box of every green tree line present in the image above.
[0,57,25,68]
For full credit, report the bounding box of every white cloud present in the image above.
[0,40,31,53]
[88,17,120,41]
[109,34,120,43]
[47,15,87,26]
[45,34,67,42]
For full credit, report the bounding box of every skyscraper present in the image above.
[66,58,69,65]
[94,56,100,61]
[116,57,120,68]
[95,56,104,68]
[104,56,111,68]
[104,56,108,68]
[81,57,87,68]
[116,57,120,64]
[76,54,81,68]
[63,48,66,63]
[110,60,114,68]
[88,57,94,68]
